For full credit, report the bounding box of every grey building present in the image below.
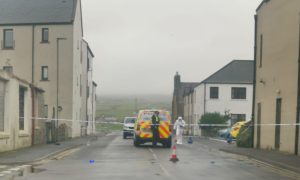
[172,72,200,122]
[0,0,97,138]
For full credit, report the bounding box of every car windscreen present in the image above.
[125,118,136,124]
[140,111,169,122]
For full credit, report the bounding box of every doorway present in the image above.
[275,98,282,150]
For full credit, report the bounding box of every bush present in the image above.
[199,113,229,137]
[236,124,253,148]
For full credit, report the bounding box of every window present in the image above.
[42,28,49,43]
[44,105,48,118]
[87,58,90,71]
[231,114,246,125]
[0,81,5,132]
[259,34,263,68]
[41,66,48,80]
[19,87,26,130]
[231,87,246,99]
[80,75,82,96]
[3,29,13,49]
[210,87,219,99]
[3,66,13,73]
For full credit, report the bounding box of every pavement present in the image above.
[0,133,103,173]
[9,132,300,180]
[194,137,300,175]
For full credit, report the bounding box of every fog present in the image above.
[82,0,262,95]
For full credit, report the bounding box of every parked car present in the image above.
[230,121,246,138]
[133,110,172,148]
[123,117,136,139]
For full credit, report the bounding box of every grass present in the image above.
[96,94,171,122]
[96,123,123,133]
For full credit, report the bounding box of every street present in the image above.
[15,133,296,180]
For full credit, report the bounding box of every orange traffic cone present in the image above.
[170,145,179,162]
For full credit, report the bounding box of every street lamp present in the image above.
[56,37,67,145]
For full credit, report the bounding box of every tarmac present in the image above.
[195,136,300,175]
[0,134,299,179]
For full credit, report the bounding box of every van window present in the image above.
[140,111,169,121]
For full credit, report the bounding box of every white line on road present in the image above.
[209,138,229,143]
[148,148,171,177]
[148,148,154,153]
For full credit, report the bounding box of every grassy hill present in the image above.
[96,94,172,122]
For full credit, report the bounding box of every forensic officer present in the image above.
[174,116,186,144]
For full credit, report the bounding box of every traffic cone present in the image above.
[170,145,179,162]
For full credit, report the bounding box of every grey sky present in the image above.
[82,0,262,95]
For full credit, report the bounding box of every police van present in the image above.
[133,110,172,148]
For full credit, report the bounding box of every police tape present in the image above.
[21,117,300,127]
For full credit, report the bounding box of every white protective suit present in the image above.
[173,117,186,144]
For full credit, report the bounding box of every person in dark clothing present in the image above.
[151,111,160,146]
[227,132,233,144]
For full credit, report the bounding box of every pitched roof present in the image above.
[181,82,201,96]
[256,0,269,12]
[202,60,254,84]
[0,0,77,25]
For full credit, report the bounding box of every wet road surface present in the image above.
[16,132,296,180]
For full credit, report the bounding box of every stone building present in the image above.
[172,72,200,123]
[0,0,96,138]
[254,0,300,155]
[0,70,44,153]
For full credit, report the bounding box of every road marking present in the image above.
[209,138,229,143]
[148,148,171,177]
[250,158,300,180]
[149,148,154,153]
[52,148,80,160]
[221,152,300,180]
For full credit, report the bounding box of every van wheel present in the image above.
[123,134,127,139]
[165,138,172,148]
[134,139,140,147]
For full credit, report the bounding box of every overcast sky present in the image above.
[82,0,262,95]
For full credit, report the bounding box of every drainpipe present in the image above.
[56,38,67,143]
[252,15,258,148]
[31,85,35,146]
[295,13,300,155]
[204,83,206,114]
[32,25,35,84]
[31,25,35,146]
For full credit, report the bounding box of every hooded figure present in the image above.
[174,117,185,144]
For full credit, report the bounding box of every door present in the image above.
[275,98,282,150]
[256,103,261,148]
[0,81,5,132]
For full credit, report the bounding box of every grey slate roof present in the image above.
[181,82,201,96]
[0,0,77,25]
[202,60,254,84]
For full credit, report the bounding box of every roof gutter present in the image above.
[0,22,73,26]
